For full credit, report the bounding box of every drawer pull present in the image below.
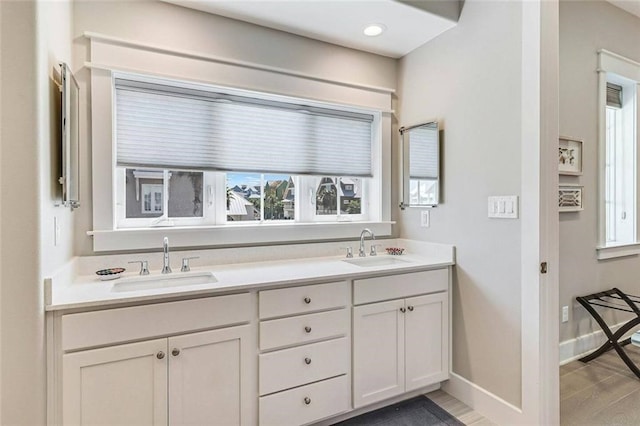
[172,348,180,356]
[156,351,165,360]
[304,357,312,365]
[304,297,311,304]
[400,307,406,313]
[407,306,414,312]
[304,397,311,405]
[304,326,312,333]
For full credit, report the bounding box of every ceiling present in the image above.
[607,0,640,19]
[162,0,460,58]
[161,1,638,59]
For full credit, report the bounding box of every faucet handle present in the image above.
[181,256,199,272]
[370,244,383,257]
[128,260,150,276]
[340,246,353,258]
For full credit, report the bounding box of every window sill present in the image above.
[596,243,640,260]
[88,221,394,252]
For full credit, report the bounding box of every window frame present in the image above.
[89,68,392,252]
[596,50,640,260]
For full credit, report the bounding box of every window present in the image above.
[141,184,163,214]
[604,82,637,245]
[314,177,363,219]
[112,74,379,230]
[117,169,207,227]
[597,50,640,259]
[226,173,295,222]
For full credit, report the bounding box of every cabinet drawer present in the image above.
[259,338,348,395]
[62,293,252,351]
[260,308,348,351]
[259,375,350,426]
[259,281,348,319]
[353,269,448,305]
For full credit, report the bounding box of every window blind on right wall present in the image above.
[607,83,623,108]
[115,77,374,178]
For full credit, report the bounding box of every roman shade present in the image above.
[115,78,374,177]
[607,83,623,108]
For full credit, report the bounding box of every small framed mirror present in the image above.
[399,121,440,209]
[60,62,80,209]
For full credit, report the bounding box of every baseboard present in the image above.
[559,320,633,365]
[442,373,524,425]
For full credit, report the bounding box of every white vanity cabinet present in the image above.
[49,254,454,426]
[352,269,449,409]
[57,294,256,426]
[63,338,168,425]
[257,281,351,426]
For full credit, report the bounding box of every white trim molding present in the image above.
[560,319,634,365]
[442,373,524,425]
[83,32,395,95]
[596,242,640,260]
[598,49,640,82]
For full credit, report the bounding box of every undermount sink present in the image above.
[111,271,217,292]
[342,256,411,268]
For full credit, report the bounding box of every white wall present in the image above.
[559,1,640,346]
[72,0,398,256]
[0,1,43,423]
[397,0,523,406]
[0,2,3,418]
[0,0,74,423]
[39,0,75,282]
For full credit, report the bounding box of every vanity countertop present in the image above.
[46,240,455,312]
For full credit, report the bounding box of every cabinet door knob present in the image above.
[172,348,180,356]
[304,297,311,304]
[400,307,406,313]
[304,326,312,333]
[304,357,312,365]
[407,306,414,312]
[156,351,165,360]
[304,397,311,405]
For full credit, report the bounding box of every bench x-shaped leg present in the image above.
[577,288,640,379]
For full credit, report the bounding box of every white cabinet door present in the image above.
[63,339,168,426]
[168,325,254,426]
[405,292,449,391]
[352,299,405,408]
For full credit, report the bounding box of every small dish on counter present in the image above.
[96,267,125,281]
[385,247,405,256]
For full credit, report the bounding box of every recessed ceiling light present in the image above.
[363,24,386,37]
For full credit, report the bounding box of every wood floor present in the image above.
[427,389,497,425]
[561,344,640,425]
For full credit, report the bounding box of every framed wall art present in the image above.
[559,185,583,212]
[559,136,583,176]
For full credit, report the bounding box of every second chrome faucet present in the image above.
[162,237,172,274]
[358,228,376,257]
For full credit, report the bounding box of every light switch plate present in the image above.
[421,210,430,228]
[488,196,519,219]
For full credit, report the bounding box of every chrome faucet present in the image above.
[162,237,172,274]
[359,228,375,257]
